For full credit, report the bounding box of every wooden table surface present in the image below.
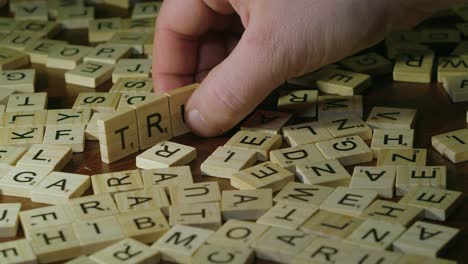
[1,8,468,264]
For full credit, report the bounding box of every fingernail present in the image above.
[187,109,211,137]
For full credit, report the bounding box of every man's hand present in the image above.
[153,0,459,137]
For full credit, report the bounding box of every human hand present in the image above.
[153,0,458,137]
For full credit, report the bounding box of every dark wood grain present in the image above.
[0,9,467,264]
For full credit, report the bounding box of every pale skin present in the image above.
[153,0,465,137]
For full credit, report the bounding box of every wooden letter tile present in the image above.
[398,187,462,221]
[0,69,36,93]
[432,128,468,163]
[85,113,112,141]
[322,116,373,140]
[23,39,67,64]
[316,136,373,166]
[67,193,119,220]
[274,182,335,206]
[340,52,393,75]
[0,47,29,70]
[362,200,423,227]
[201,146,257,179]
[6,92,47,112]
[320,187,378,217]
[317,95,363,119]
[315,69,372,95]
[0,239,37,264]
[88,18,123,43]
[97,108,140,163]
[396,166,446,196]
[117,208,169,243]
[19,205,75,236]
[0,165,52,198]
[169,202,222,230]
[270,143,327,172]
[371,129,414,158]
[30,171,91,204]
[277,90,318,118]
[2,110,46,127]
[56,6,94,30]
[0,145,26,166]
[256,202,318,230]
[141,166,193,192]
[117,93,155,110]
[393,52,434,83]
[393,221,460,257]
[0,126,45,148]
[282,121,334,147]
[206,219,269,248]
[43,125,86,152]
[0,32,42,51]
[296,159,351,187]
[241,109,292,134]
[0,203,21,237]
[112,58,152,83]
[90,238,160,264]
[377,148,427,167]
[136,141,196,169]
[344,219,406,250]
[442,73,468,102]
[131,2,161,18]
[114,187,169,214]
[65,61,114,88]
[335,247,402,264]
[292,237,354,264]
[221,189,273,220]
[225,131,282,161]
[91,169,143,195]
[165,83,198,137]
[349,166,396,198]
[230,161,294,192]
[73,92,121,113]
[437,56,468,83]
[366,107,417,129]
[152,224,214,264]
[170,181,221,205]
[192,244,254,264]
[46,44,92,70]
[110,77,153,94]
[17,144,72,171]
[84,43,131,65]
[46,109,92,127]
[299,210,363,239]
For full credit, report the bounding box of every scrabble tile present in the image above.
[17,144,72,170]
[393,52,434,83]
[366,107,417,129]
[377,148,427,166]
[88,18,123,43]
[117,93,155,110]
[23,39,68,64]
[170,181,221,205]
[299,210,364,239]
[0,165,52,197]
[335,247,402,264]
[46,109,92,126]
[13,1,49,21]
[318,95,363,119]
[441,73,468,102]
[0,239,37,264]
[270,144,327,172]
[420,29,461,43]
[257,202,318,230]
[350,166,396,198]
[85,113,112,140]
[322,116,373,140]
[91,169,143,195]
[225,131,282,161]
[0,69,36,93]
[399,187,462,221]
[43,125,86,152]
[316,136,373,166]
[252,227,317,263]
[73,93,120,113]
[46,44,93,70]
[320,187,378,217]
[396,166,446,196]
[122,17,155,33]
[56,6,94,29]
[0,89,14,105]
[274,182,335,206]
[84,43,131,65]
[29,223,82,263]
[201,146,257,179]
[432,128,468,163]
[131,2,161,18]
[340,52,393,75]
[393,221,460,257]
[136,141,196,169]
[141,166,193,192]
[437,56,468,82]
[0,47,29,70]
[110,77,153,93]
[112,58,152,83]
[170,202,222,230]
[6,92,47,112]
[117,208,169,243]
[2,109,44,128]
[0,32,42,51]
[108,31,150,55]
[91,238,160,264]
[30,172,90,204]
[47,0,85,18]
[277,90,318,118]
[65,61,114,88]
[97,108,140,163]
[113,187,169,214]
[0,203,21,237]
[295,158,352,187]
[282,122,334,146]
[316,68,372,95]
[15,20,60,37]
[66,256,99,264]
[165,83,198,137]
[68,193,119,220]
[0,126,45,147]
[386,42,431,60]
[344,219,406,250]
[72,215,125,254]
[0,17,17,33]
[292,237,354,264]
[0,145,26,166]
[152,224,214,264]
[192,244,254,264]
[231,161,294,192]
[221,189,273,220]
[396,255,457,264]
[362,200,423,227]
[241,110,292,134]
[19,204,75,236]
[207,219,269,248]
[371,129,414,158]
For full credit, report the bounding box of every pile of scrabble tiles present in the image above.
[0,0,467,264]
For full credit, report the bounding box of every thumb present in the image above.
[185,30,287,137]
